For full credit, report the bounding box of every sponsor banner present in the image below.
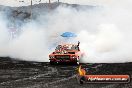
[83,75,130,83]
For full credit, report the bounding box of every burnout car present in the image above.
[49,42,83,65]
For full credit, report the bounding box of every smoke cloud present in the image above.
[0,1,132,63]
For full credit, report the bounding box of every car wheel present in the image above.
[50,61,55,65]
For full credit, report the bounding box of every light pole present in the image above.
[48,0,51,9]
[30,0,33,19]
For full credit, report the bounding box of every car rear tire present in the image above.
[50,61,55,65]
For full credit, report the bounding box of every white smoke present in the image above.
[0,0,132,63]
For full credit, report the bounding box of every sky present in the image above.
[0,0,113,7]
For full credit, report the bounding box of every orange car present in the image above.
[49,42,83,65]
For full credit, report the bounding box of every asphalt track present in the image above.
[0,57,132,88]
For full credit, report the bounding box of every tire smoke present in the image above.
[0,1,132,63]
